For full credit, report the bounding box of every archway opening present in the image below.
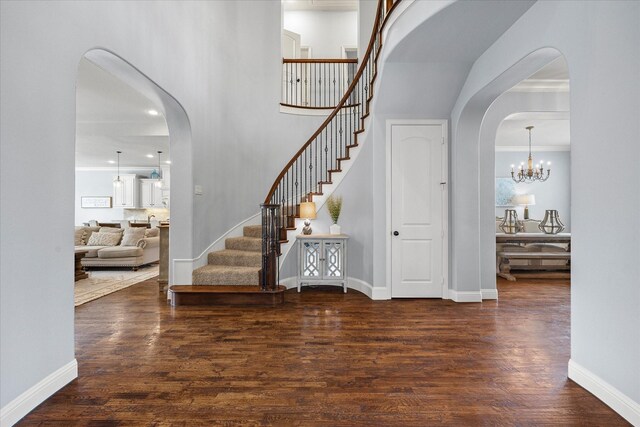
[74,49,194,304]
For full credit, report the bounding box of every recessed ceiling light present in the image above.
[146,154,154,158]
[165,160,171,164]
[107,160,116,164]
[148,109,159,116]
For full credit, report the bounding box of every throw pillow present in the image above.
[74,227,87,245]
[99,227,124,234]
[145,227,159,238]
[121,234,144,247]
[86,231,121,246]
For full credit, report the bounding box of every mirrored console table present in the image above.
[297,234,348,293]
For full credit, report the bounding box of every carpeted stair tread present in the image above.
[225,236,262,252]
[243,225,262,239]
[208,249,261,267]
[192,264,260,286]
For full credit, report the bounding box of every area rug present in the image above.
[75,265,159,306]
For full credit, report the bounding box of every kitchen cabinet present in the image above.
[113,174,139,208]
[140,179,164,208]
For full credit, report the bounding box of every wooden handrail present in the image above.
[266,0,394,203]
[282,58,358,64]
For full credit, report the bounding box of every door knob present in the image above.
[393,231,399,236]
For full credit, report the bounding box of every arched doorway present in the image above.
[76,49,194,289]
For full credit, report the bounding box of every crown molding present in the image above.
[75,166,160,172]
[495,145,570,152]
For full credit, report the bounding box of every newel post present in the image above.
[260,204,281,291]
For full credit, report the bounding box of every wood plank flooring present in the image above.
[19,278,629,426]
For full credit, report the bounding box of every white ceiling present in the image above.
[76,58,169,168]
[509,56,570,92]
[496,113,570,148]
[283,0,358,12]
[497,58,571,149]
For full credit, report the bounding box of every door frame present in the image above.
[386,119,449,299]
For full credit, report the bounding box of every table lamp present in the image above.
[515,194,536,219]
[299,201,316,235]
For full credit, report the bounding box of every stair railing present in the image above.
[261,0,401,290]
[281,58,358,109]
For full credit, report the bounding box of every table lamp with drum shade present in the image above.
[515,194,536,220]
[299,202,317,235]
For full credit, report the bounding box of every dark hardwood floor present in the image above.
[19,278,628,425]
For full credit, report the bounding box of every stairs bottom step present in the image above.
[170,285,286,306]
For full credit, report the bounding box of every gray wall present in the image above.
[358,0,377,61]
[494,150,571,230]
[1,0,322,410]
[450,0,639,408]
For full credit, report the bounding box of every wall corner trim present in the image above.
[568,359,640,426]
[448,289,483,303]
[481,288,499,300]
[1,359,78,427]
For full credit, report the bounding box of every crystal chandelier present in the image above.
[510,126,551,183]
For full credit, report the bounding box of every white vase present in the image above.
[330,223,341,235]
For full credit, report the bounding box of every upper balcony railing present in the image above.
[281,58,358,109]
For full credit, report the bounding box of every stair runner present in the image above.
[192,225,262,286]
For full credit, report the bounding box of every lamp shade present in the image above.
[299,201,317,219]
[514,194,536,206]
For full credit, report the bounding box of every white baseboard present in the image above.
[481,288,499,300]
[448,289,483,303]
[568,359,640,426]
[1,359,78,427]
[279,277,389,300]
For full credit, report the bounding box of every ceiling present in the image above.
[386,1,536,63]
[508,57,570,92]
[496,112,570,148]
[497,58,571,149]
[283,0,358,12]
[76,58,169,168]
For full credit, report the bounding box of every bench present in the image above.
[497,251,571,281]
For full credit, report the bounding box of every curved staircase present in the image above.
[192,225,262,285]
[171,0,401,305]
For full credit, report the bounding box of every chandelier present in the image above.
[511,125,551,183]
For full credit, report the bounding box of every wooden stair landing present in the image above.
[170,285,286,306]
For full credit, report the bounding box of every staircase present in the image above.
[192,225,262,286]
[171,0,401,305]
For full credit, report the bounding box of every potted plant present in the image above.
[326,195,343,235]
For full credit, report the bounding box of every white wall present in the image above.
[494,150,571,229]
[449,0,640,419]
[284,10,358,58]
[1,0,323,417]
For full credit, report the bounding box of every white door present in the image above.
[391,124,446,298]
[282,29,301,59]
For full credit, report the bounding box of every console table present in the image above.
[496,233,571,281]
[297,234,348,292]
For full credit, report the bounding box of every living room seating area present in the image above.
[74,225,160,271]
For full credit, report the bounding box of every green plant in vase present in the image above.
[326,195,343,235]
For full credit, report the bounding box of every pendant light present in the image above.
[154,150,163,188]
[510,126,551,183]
[113,151,123,188]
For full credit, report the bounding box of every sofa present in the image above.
[74,226,160,270]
